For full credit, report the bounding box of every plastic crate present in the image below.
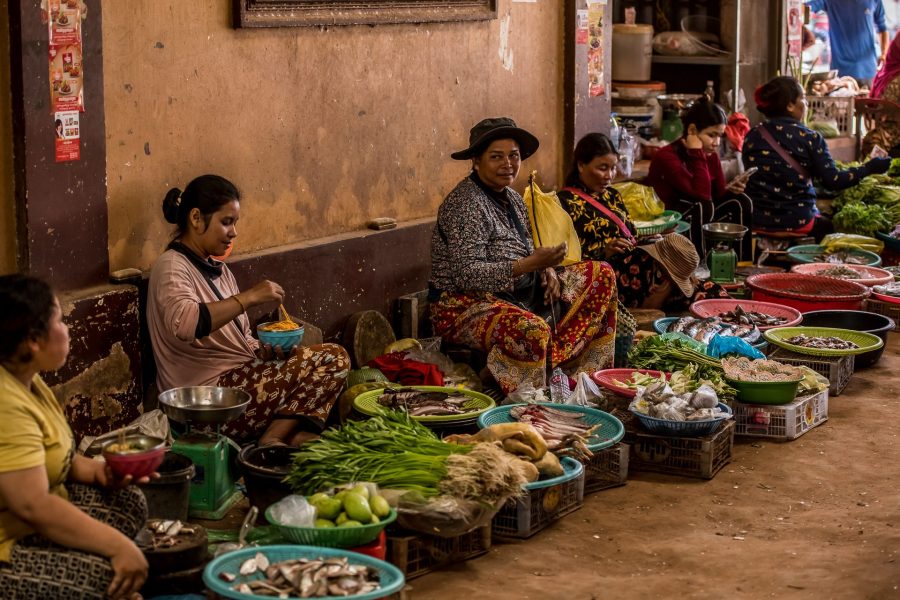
[865,298,900,332]
[732,389,829,440]
[625,420,734,479]
[807,95,855,136]
[492,468,585,539]
[766,347,854,396]
[386,526,491,580]
[583,443,629,495]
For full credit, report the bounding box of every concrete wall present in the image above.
[0,5,15,274]
[102,0,565,272]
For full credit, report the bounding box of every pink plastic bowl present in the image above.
[102,435,166,479]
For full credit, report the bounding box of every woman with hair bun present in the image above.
[147,174,350,447]
[646,97,753,259]
[743,76,890,238]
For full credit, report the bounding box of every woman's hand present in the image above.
[684,133,704,151]
[514,244,567,275]
[70,454,156,489]
[725,176,747,195]
[255,343,287,361]
[541,268,561,304]
[242,280,285,309]
[604,237,634,258]
[107,538,149,600]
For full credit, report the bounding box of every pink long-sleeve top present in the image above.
[147,250,259,392]
[646,140,727,209]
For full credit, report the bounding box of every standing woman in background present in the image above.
[646,98,754,260]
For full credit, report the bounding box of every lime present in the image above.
[335,512,350,526]
[338,520,363,528]
[342,493,373,523]
[314,519,335,528]
[369,495,391,519]
[308,492,331,505]
[350,484,371,500]
[313,498,342,521]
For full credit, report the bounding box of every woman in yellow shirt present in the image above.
[0,274,149,600]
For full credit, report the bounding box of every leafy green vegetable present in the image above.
[888,157,900,179]
[832,201,893,237]
[627,336,735,400]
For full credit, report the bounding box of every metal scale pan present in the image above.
[158,386,251,427]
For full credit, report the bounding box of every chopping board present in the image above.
[343,310,396,368]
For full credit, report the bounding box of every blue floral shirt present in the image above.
[742,117,873,231]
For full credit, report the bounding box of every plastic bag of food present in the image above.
[569,371,605,407]
[390,490,508,538]
[820,233,884,254]
[611,181,665,221]
[523,172,582,266]
[267,495,316,527]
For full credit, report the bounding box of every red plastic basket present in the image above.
[790,263,894,287]
[745,273,869,313]
[689,299,802,330]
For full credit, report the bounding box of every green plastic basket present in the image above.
[203,544,405,600]
[786,244,882,267]
[725,377,802,405]
[634,210,682,236]
[352,386,495,423]
[265,505,397,548]
[763,326,884,357]
[476,403,625,452]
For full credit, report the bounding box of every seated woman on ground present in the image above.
[429,117,619,395]
[147,174,350,448]
[743,76,890,239]
[0,274,149,600]
[558,132,729,311]
[646,98,754,260]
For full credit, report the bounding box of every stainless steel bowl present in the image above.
[702,222,748,242]
[158,386,251,425]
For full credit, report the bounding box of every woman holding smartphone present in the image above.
[647,98,754,260]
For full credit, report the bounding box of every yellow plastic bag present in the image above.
[611,181,665,221]
[522,172,582,266]
[820,233,884,254]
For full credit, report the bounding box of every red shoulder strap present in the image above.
[562,186,636,243]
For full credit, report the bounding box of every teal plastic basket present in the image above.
[203,545,405,600]
[524,456,583,490]
[630,402,732,436]
[476,403,624,452]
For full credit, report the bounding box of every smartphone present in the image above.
[739,166,759,181]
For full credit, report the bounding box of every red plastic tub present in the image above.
[745,273,869,313]
[349,530,387,561]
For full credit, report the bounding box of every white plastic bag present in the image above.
[569,372,605,407]
[268,494,316,527]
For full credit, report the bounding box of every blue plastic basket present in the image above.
[629,402,732,437]
[476,403,625,452]
[203,545,405,600]
[653,317,767,351]
[523,456,583,490]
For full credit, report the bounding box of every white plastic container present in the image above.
[612,24,654,82]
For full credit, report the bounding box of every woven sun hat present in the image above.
[636,233,700,298]
[450,117,540,160]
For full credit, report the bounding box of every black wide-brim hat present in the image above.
[450,117,540,160]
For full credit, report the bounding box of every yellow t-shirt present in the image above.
[0,367,74,562]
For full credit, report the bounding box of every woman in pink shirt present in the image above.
[147,175,349,447]
[647,98,754,260]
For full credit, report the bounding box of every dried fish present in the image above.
[377,387,474,416]
[218,572,237,583]
[165,521,183,537]
[229,555,381,598]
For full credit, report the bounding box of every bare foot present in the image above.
[258,418,296,447]
[289,430,321,447]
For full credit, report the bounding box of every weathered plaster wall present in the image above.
[0,4,16,274]
[102,0,564,272]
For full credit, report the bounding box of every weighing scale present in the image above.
[702,222,749,284]
[158,386,251,520]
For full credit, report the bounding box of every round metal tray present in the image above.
[158,386,251,425]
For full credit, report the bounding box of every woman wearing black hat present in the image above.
[429,117,619,394]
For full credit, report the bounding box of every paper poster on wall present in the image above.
[49,44,84,112]
[47,0,82,45]
[786,0,803,60]
[587,1,605,97]
[54,110,80,162]
[576,10,589,45]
